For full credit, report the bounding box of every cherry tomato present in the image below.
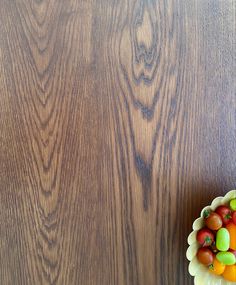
[222,265,236,282]
[204,210,223,230]
[197,248,214,266]
[216,252,236,265]
[232,211,236,225]
[216,228,230,251]
[197,228,214,247]
[215,206,232,225]
[226,222,236,250]
[209,256,225,275]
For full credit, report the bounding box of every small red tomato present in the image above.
[204,210,223,230]
[215,206,232,225]
[197,228,214,247]
[232,211,236,225]
[197,248,214,266]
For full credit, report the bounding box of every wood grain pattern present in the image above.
[0,0,235,284]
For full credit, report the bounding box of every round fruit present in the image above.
[222,265,236,282]
[208,257,225,275]
[203,210,222,230]
[230,199,236,211]
[226,222,236,250]
[216,206,232,225]
[216,252,236,265]
[197,248,214,266]
[216,228,230,251]
[232,211,236,225]
[197,228,214,247]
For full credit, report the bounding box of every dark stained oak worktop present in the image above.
[0,0,235,284]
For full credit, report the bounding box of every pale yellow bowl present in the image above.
[186,190,236,285]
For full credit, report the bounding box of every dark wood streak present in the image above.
[131,1,160,82]
[116,0,185,211]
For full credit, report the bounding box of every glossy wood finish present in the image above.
[0,0,235,284]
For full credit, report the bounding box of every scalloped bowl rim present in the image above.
[186,190,236,285]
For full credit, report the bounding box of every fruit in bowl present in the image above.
[187,190,236,284]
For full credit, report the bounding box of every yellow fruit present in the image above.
[209,257,225,275]
[226,222,236,250]
[222,265,236,282]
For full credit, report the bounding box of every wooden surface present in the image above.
[0,0,235,284]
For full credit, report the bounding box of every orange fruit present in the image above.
[209,257,225,275]
[222,265,236,282]
[226,222,236,250]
